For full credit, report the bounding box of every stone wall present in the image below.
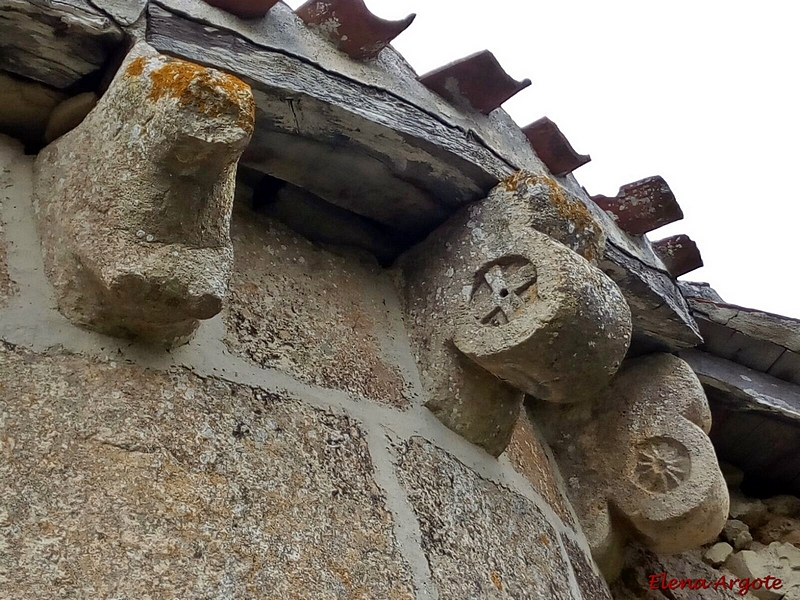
[0,133,605,599]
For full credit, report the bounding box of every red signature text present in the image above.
[648,572,783,596]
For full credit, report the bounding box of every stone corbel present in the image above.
[33,42,255,346]
[398,172,632,456]
[530,353,730,581]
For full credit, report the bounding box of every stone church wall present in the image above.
[0,133,606,599]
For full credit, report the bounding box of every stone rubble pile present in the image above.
[698,470,800,600]
[611,464,800,600]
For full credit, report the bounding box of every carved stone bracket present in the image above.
[399,172,632,456]
[530,353,730,581]
[33,41,255,346]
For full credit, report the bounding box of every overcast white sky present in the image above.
[286,0,799,318]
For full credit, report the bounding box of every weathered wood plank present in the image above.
[88,0,147,26]
[0,0,124,88]
[689,296,800,354]
[681,349,800,423]
[152,0,544,178]
[725,331,786,373]
[696,318,737,358]
[769,350,800,385]
[148,3,510,235]
[602,244,702,351]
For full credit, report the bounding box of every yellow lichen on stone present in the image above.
[128,56,255,133]
[124,56,146,78]
[501,171,603,261]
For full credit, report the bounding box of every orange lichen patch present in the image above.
[124,56,146,78]
[143,57,255,132]
[501,171,603,261]
[490,571,503,591]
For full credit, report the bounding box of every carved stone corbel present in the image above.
[398,172,632,456]
[530,353,730,580]
[33,42,255,346]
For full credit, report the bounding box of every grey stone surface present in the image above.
[765,495,800,518]
[0,342,414,599]
[488,171,607,263]
[0,0,124,89]
[0,71,64,148]
[725,542,800,600]
[0,141,16,306]
[704,542,734,567]
[89,0,148,25]
[533,354,729,580]
[224,195,413,409]
[399,175,631,455]
[503,407,577,529]
[723,519,753,550]
[33,42,254,346]
[753,515,800,546]
[0,220,9,305]
[395,437,580,599]
[562,535,614,600]
[730,491,770,529]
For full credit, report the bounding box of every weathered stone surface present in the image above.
[224,196,411,408]
[34,42,255,346]
[90,0,148,26]
[754,515,800,546]
[0,221,9,306]
[0,342,414,598]
[532,354,729,580]
[0,71,64,148]
[395,438,580,599]
[601,243,702,352]
[724,519,753,550]
[0,0,124,89]
[704,542,734,567]
[0,135,21,306]
[399,174,631,455]
[43,91,98,144]
[249,174,404,265]
[725,542,800,600]
[765,495,800,518]
[488,171,607,262]
[503,407,577,529]
[730,491,770,529]
[562,535,614,600]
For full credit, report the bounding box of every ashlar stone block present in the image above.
[0,343,414,598]
[399,172,631,455]
[531,353,730,580]
[33,41,255,346]
[395,438,581,600]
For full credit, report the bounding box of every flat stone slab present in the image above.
[0,343,414,598]
[395,437,583,600]
[0,0,124,89]
[681,349,800,423]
